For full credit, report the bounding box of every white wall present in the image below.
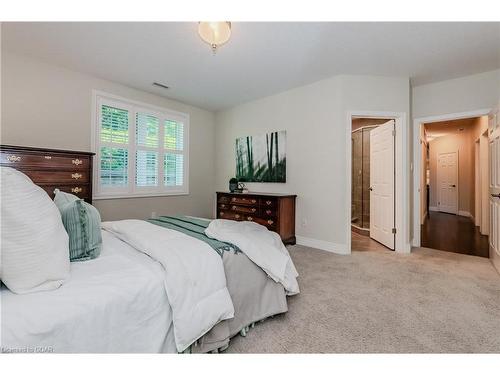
[1,51,216,221]
[215,75,410,252]
[412,69,500,119]
[411,70,500,246]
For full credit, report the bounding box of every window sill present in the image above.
[93,191,189,200]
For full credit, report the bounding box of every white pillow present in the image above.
[0,167,70,294]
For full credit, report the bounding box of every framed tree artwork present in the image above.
[235,130,286,183]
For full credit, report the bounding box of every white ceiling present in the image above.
[3,22,500,111]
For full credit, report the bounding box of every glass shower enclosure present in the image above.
[351,126,377,234]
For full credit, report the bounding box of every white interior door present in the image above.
[370,120,395,250]
[437,151,458,214]
[488,106,500,265]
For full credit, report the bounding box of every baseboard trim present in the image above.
[458,210,472,218]
[429,206,438,212]
[295,236,349,255]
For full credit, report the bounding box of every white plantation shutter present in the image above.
[101,105,129,144]
[100,147,128,186]
[136,113,159,148]
[164,119,185,187]
[136,112,159,187]
[164,153,184,186]
[98,103,130,190]
[164,120,184,150]
[94,92,189,198]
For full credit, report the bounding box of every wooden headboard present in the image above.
[0,145,95,204]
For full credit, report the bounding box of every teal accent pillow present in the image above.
[53,189,102,262]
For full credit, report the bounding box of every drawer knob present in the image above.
[72,158,83,166]
[7,155,21,162]
[267,220,274,225]
[266,210,272,215]
[251,199,257,204]
[71,173,83,180]
[251,208,256,213]
[44,155,52,159]
[220,212,224,216]
[266,200,272,205]
[221,204,226,208]
[235,214,240,219]
[247,216,253,221]
[232,205,237,210]
[71,187,82,194]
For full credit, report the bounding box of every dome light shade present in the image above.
[198,22,231,54]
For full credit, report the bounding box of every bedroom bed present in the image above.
[0,145,299,353]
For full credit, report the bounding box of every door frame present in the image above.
[475,139,480,226]
[346,111,408,254]
[412,108,491,247]
[436,150,459,215]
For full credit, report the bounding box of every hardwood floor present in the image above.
[351,231,391,252]
[421,211,489,258]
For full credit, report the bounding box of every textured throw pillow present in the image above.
[0,167,70,294]
[53,189,102,261]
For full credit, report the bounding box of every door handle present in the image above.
[491,193,500,198]
[450,184,456,187]
[369,187,373,191]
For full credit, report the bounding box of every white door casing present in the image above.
[488,104,500,271]
[475,140,481,227]
[370,120,395,250]
[437,151,459,214]
[480,131,490,235]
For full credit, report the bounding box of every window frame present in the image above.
[92,90,190,200]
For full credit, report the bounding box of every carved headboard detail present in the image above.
[0,145,95,204]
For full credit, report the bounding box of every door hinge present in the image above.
[392,129,396,137]
[392,228,397,234]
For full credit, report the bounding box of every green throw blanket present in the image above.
[147,216,240,257]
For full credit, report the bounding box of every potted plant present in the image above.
[229,178,238,192]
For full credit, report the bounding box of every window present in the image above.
[93,92,189,199]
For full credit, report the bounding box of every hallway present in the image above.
[421,211,489,257]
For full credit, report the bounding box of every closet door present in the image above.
[488,105,500,267]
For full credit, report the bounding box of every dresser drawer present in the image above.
[218,195,231,204]
[228,196,258,206]
[0,152,90,170]
[22,170,89,184]
[218,210,244,221]
[218,203,230,210]
[40,184,90,200]
[244,215,277,229]
[260,197,277,208]
[229,204,259,214]
[261,207,277,218]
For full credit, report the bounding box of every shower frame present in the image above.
[351,125,378,235]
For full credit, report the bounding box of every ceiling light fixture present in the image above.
[198,22,231,54]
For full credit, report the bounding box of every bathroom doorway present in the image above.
[351,117,396,251]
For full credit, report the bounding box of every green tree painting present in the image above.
[235,130,286,182]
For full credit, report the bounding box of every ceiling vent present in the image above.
[152,82,170,90]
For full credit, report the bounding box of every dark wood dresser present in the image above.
[0,145,95,203]
[216,191,297,245]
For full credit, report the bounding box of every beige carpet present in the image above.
[225,245,500,353]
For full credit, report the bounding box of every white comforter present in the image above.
[205,219,300,295]
[101,220,234,352]
[1,231,176,353]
